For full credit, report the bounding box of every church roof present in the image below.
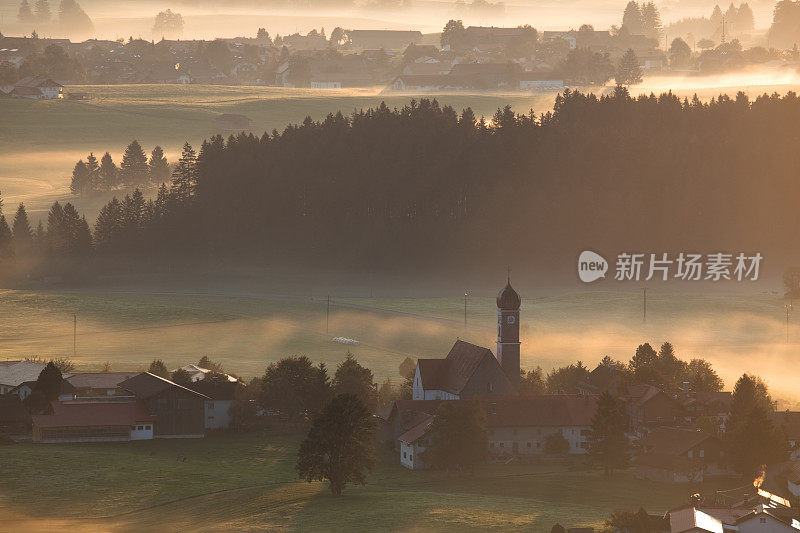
[496,281,521,310]
[416,340,498,395]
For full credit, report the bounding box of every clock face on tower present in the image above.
[507,315,515,324]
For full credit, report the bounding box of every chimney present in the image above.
[682,381,690,393]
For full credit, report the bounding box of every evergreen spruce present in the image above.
[170,142,197,203]
[614,48,643,85]
[85,152,100,193]
[99,152,118,190]
[119,140,148,189]
[18,0,35,22]
[148,145,170,186]
[70,160,89,196]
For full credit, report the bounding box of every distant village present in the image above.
[1,1,796,98]
[3,279,800,531]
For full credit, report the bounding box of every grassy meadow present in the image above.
[1,281,799,404]
[0,430,741,532]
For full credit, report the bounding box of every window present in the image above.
[490,442,495,448]
[208,402,215,409]
[145,425,151,430]
[499,442,504,448]
[688,451,694,458]
[409,455,413,461]
[487,383,494,392]
[699,450,704,458]
[526,442,531,448]
[403,451,407,458]
[760,518,766,524]
[138,425,143,431]
[536,442,541,448]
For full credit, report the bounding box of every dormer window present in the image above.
[488,382,494,392]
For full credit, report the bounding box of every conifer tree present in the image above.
[12,203,33,252]
[34,0,50,22]
[614,48,643,85]
[94,197,123,250]
[588,392,629,475]
[621,1,644,35]
[119,140,148,189]
[85,152,99,193]
[641,2,662,40]
[0,192,13,261]
[170,142,197,203]
[70,160,88,196]
[148,145,170,186]
[99,152,118,190]
[18,0,34,22]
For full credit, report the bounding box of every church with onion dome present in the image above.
[411,279,522,401]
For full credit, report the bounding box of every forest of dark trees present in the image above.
[4,87,800,282]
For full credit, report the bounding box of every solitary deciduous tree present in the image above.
[296,394,376,496]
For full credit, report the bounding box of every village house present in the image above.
[11,379,76,402]
[0,360,45,395]
[625,383,683,430]
[187,378,238,430]
[119,372,208,438]
[772,411,800,460]
[668,488,800,532]
[32,399,157,443]
[0,395,31,435]
[65,372,140,397]
[27,372,208,442]
[518,71,564,90]
[346,30,422,50]
[633,427,729,483]
[379,395,597,469]
[5,75,63,99]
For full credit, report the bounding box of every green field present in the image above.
[0,430,740,532]
[1,282,798,403]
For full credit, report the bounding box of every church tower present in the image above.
[496,278,521,386]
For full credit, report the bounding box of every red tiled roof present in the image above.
[67,372,139,390]
[120,372,208,400]
[482,395,597,427]
[638,427,716,456]
[398,414,434,444]
[32,400,156,428]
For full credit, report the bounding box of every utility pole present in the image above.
[786,304,793,343]
[73,313,77,357]
[326,295,330,335]
[642,287,647,324]
[464,292,468,328]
